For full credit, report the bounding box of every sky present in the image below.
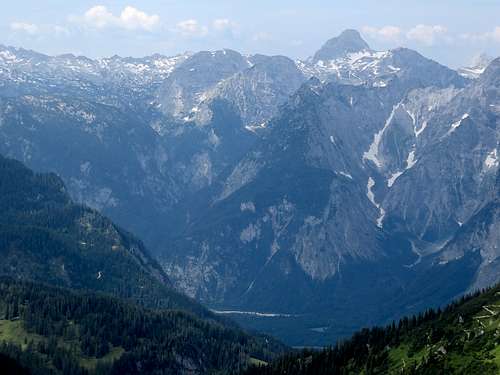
[1,0,500,68]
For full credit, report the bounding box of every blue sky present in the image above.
[1,0,500,67]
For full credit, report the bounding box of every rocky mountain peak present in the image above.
[458,53,495,79]
[472,53,494,68]
[480,57,500,84]
[312,29,371,62]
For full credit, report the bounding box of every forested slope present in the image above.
[0,278,284,374]
[0,153,207,316]
[244,284,500,374]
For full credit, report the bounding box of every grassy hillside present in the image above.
[244,284,500,374]
[0,278,284,374]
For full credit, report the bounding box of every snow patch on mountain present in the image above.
[218,157,263,201]
[0,50,18,62]
[458,54,493,79]
[80,162,91,176]
[387,150,417,188]
[367,177,385,228]
[387,172,403,188]
[448,113,469,135]
[484,149,499,169]
[406,150,417,169]
[240,201,256,213]
[338,171,353,180]
[297,50,392,83]
[240,222,261,243]
[245,122,268,133]
[363,103,401,168]
[415,120,428,138]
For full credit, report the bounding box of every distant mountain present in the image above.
[458,53,494,79]
[0,278,285,374]
[196,54,306,128]
[298,34,469,87]
[0,44,269,251]
[381,58,500,258]
[434,171,500,292]
[156,49,251,121]
[312,29,371,62]
[244,283,500,374]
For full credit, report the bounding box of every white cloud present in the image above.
[10,21,71,38]
[290,39,304,47]
[82,5,114,28]
[491,26,500,42]
[213,18,237,33]
[364,24,451,46]
[78,5,160,31]
[463,26,500,43]
[119,6,160,31]
[176,19,208,37]
[252,32,272,42]
[406,24,448,46]
[51,25,70,37]
[362,26,402,42]
[10,22,39,35]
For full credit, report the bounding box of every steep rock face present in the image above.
[156,49,251,120]
[160,51,468,312]
[155,43,486,345]
[0,94,181,245]
[381,59,499,248]
[434,171,500,292]
[163,81,402,305]
[375,87,460,178]
[199,55,306,128]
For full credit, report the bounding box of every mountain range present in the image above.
[0,29,498,346]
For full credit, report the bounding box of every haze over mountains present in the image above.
[0,29,498,346]
[0,153,285,374]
